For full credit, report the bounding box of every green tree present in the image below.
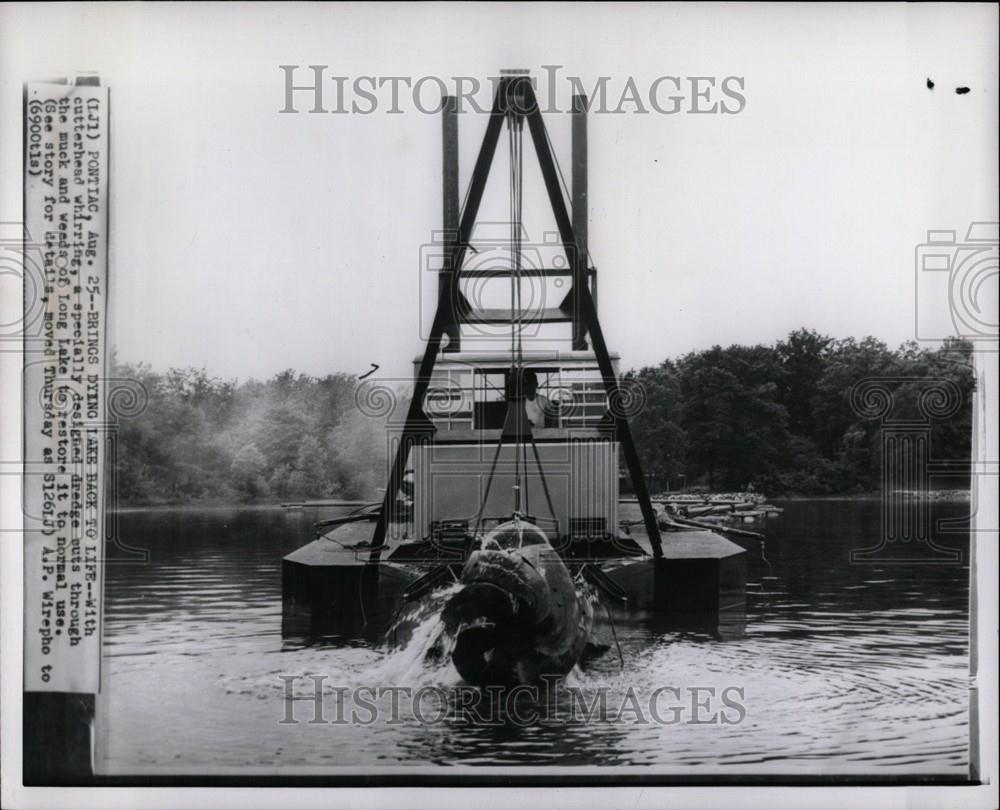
[110,332,974,504]
[231,442,269,501]
[287,435,334,498]
[626,362,688,491]
[777,328,832,439]
[677,345,789,490]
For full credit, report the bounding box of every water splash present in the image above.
[373,583,462,686]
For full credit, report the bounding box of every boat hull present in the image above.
[441,538,595,685]
[282,516,747,645]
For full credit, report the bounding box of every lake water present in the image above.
[98,499,971,777]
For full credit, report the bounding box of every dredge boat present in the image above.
[282,72,747,684]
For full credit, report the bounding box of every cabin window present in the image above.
[473,369,509,429]
[557,366,609,428]
[425,364,611,431]
[423,368,473,429]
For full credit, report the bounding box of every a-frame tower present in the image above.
[368,71,663,560]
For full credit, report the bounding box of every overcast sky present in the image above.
[2,3,997,381]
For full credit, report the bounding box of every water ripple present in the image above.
[101,501,970,773]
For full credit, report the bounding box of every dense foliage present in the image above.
[627,331,975,494]
[113,365,393,504]
[112,331,974,503]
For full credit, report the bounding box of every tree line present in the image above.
[627,331,974,494]
[112,365,388,504]
[112,330,974,504]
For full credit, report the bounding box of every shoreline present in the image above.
[112,489,972,511]
[770,490,970,502]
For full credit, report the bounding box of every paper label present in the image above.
[23,81,109,693]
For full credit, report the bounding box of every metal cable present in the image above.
[541,117,597,272]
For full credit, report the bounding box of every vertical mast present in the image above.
[441,95,461,352]
[572,93,590,347]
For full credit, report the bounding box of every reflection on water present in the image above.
[100,500,970,774]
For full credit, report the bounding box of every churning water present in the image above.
[99,499,970,775]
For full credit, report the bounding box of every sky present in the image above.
[2,2,997,382]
